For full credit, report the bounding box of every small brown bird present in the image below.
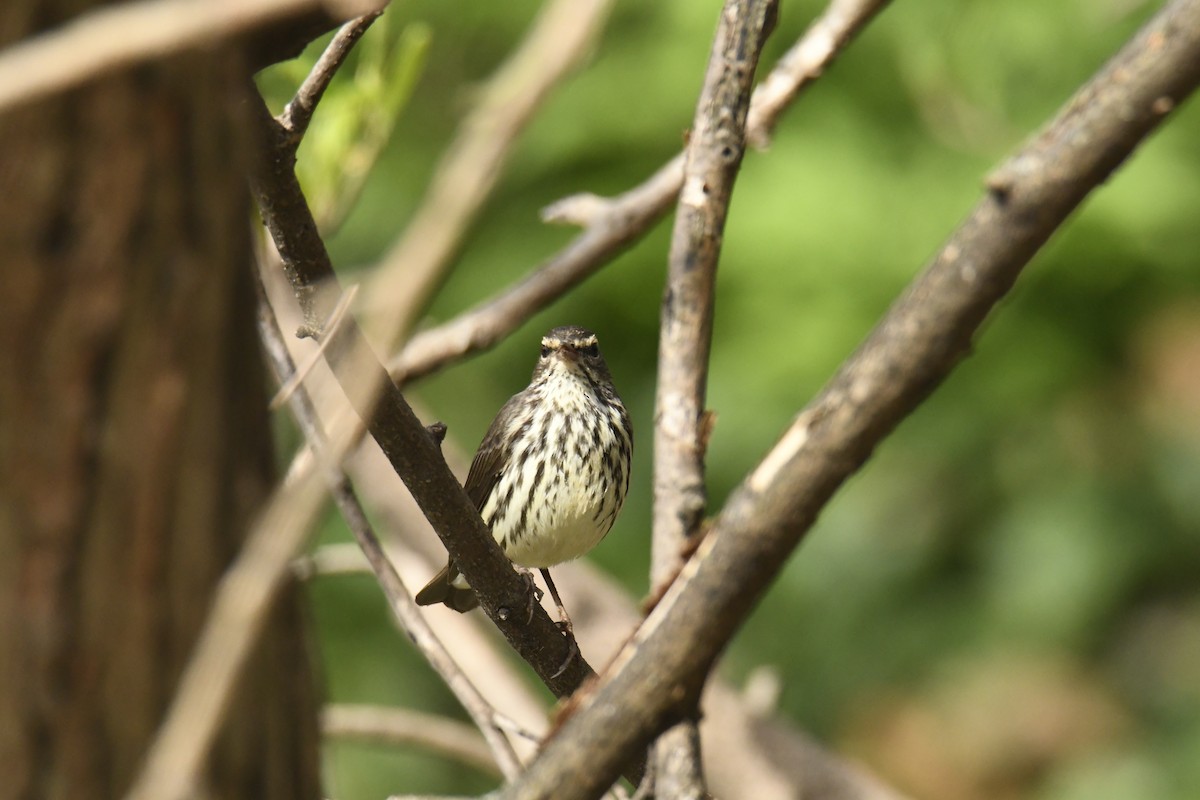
[416,326,633,629]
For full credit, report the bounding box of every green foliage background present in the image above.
[261,1,1200,798]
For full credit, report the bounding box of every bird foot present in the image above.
[515,567,543,623]
[550,629,580,680]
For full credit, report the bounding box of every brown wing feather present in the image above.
[416,391,525,612]
[413,562,480,612]
[463,392,525,511]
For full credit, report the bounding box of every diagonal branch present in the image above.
[499,0,1200,796]
[387,0,894,385]
[255,276,525,780]
[360,0,616,348]
[746,0,891,148]
[249,85,597,696]
[649,0,778,795]
[277,9,382,146]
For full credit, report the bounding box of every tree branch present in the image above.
[746,0,891,149]
[277,10,383,146]
[654,0,775,586]
[360,0,616,348]
[243,0,666,727]
[323,704,502,779]
[387,0,893,385]
[650,0,778,795]
[498,1,1200,796]
[256,275,525,780]
[250,85,601,698]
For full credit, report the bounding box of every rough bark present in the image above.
[0,7,320,800]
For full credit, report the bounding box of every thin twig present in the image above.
[360,0,615,348]
[386,0,893,385]
[278,11,384,146]
[746,0,892,149]
[0,0,380,113]
[324,704,502,778]
[269,282,358,410]
[292,541,369,578]
[650,0,778,795]
[499,1,1200,796]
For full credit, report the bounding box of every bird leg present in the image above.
[540,568,580,679]
[539,568,573,635]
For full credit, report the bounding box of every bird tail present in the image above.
[415,561,480,613]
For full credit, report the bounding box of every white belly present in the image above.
[480,371,631,568]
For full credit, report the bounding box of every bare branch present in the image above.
[269,282,358,410]
[361,0,616,347]
[292,541,370,578]
[649,0,778,794]
[654,0,774,584]
[323,704,502,778]
[248,89,601,700]
[499,1,1200,796]
[347,411,906,799]
[277,11,384,146]
[387,0,892,384]
[390,154,684,384]
[0,0,381,113]
[256,280,524,780]
[746,0,891,148]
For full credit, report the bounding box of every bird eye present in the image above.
[540,345,552,357]
[581,343,600,357]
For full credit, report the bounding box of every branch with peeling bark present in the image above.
[649,0,779,796]
[496,2,1200,798]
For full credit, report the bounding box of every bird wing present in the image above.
[462,392,524,511]
[416,391,524,613]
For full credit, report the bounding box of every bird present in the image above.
[415,325,633,633]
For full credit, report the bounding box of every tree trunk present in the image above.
[0,9,321,800]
